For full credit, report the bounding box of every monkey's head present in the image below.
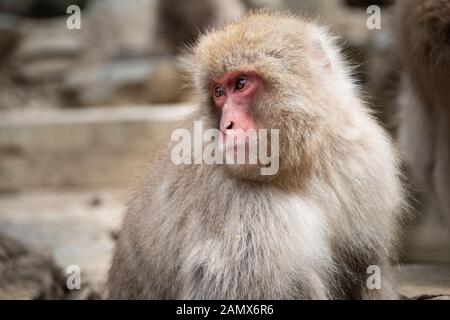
[184,11,358,185]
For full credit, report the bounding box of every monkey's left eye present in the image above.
[214,85,225,98]
[235,78,247,91]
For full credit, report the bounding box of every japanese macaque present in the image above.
[108,12,405,300]
[395,0,450,226]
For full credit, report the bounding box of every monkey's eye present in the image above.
[235,78,247,91]
[213,85,225,98]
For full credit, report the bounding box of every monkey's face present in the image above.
[206,68,274,181]
[210,69,261,134]
[184,12,341,183]
[200,63,315,182]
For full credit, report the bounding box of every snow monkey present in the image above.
[108,11,405,300]
[395,0,450,227]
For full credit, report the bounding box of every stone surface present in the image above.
[0,14,21,61]
[395,264,450,299]
[0,233,66,299]
[86,0,160,57]
[0,189,125,292]
[401,209,450,264]
[0,231,103,300]
[0,104,194,190]
[62,58,158,106]
[12,17,84,83]
[61,57,192,106]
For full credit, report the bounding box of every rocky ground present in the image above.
[0,189,123,299]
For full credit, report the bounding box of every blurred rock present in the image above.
[0,105,193,189]
[0,189,124,297]
[401,206,450,264]
[62,58,194,106]
[430,296,450,300]
[1,0,246,109]
[0,17,84,110]
[62,58,158,106]
[0,0,87,18]
[14,26,82,60]
[0,0,34,16]
[14,57,75,83]
[86,0,160,58]
[0,80,62,111]
[0,233,66,299]
[0,14,21,61]
[11,17,84,83]
[158,0,245,53]
[85,0,245,58]
[0,231,103,299]
[396,264,450,299]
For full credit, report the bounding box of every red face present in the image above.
[210,70,261,135]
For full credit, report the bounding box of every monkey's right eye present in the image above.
[213,86,225,98]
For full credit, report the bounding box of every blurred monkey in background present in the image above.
[396,0,450,226]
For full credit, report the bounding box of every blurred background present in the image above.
[0,0,449,299]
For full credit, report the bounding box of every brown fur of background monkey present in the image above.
[396,0,450,226]
[107,11,405,300]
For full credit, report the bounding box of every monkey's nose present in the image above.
[221,120,234,133]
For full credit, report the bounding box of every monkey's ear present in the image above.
[309,25,332,70]
[311,40,332,70]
